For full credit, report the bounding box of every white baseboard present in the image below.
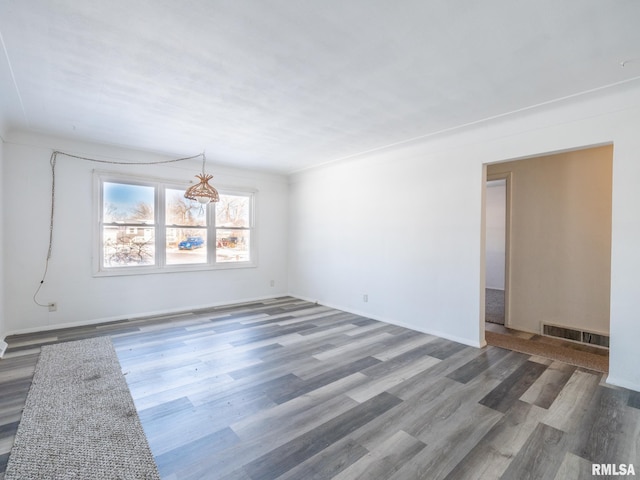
[288,293,484,348]
[0,340,8,359]
[5,294,288,337]
[604,375,640,393]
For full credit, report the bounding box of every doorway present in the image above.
[481,145,612,369]
[485,174,509,327]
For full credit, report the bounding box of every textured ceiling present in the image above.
[1,0,640,173]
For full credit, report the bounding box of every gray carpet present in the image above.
[485,288,505,324]
[5,337,160,480]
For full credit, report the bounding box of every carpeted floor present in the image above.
[485,288,505,324]
[485,330,609,373]
[483,289,609,372]
[5,337,160,480]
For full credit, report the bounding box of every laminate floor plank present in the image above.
[231,389,362,444]
[387,345,498,401]
[241,315,298,328]
[569,385,630,465]
[628,390,640,410]
[214,396,364,477]
[446,347,512,384]
[312,332,395,362]
[295,314,365,336]
[553,453,595,480]
[542,369,603,433]
[202,390,382,479]
[348,372,502,477]
[420,337,469,360]
[154,426,241,478]
[519,361,576,409]
[331,430,425,480]
[275,437,369,480]
[288,333,407,381]
[272,356,381,404]
[142,390,275,457]
[499,423,567,480]
[372,331,437,361]
[612,403,640,471]
[1,296,637,479]
[386,402,502,480]
[227,349,322,381]
[479,360,549,413]
[242,392,403,480]
[443,400,547,480]
[345,354,441,403]
[407,381,503,447]
[362,342,447,378]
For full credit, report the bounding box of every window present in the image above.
[103,182,156,267]
[165,187,208,265]
[96,173,255,274]
[215,194,251,263]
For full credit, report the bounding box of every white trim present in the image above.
[4,294,285,337]
[291,294,485,349]
[486,171,512,328]
[604,376,640,393]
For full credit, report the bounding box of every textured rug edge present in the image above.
[5,337,160,480]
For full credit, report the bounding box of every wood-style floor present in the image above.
[1,297,639,479]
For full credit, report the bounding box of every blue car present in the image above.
[178,236,204,250]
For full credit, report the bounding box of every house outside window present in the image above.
[95,172,256,275]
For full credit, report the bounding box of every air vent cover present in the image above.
[542,323,609,348]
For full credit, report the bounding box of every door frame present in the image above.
[486,171,512,327]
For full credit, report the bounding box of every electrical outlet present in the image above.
[363,294,368,303]
[48,302,57,312]
[270,280,275,287]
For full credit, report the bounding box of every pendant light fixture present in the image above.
[184,153,219,205]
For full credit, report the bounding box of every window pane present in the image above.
[103,226,155,267]
[166,228,207,265]
[166,188,206,226]
[104,182,154,223]
[216,195,250,228]
[216,229,250,262]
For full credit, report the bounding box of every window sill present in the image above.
[93,261,257,277]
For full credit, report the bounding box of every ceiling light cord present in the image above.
[33,150,205,308]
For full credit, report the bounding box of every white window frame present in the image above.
[93,170,257,276]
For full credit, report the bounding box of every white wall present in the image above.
[3,132,289,334]
[485,180,506,290]
[0,136,5,345]
[289,81,640,392]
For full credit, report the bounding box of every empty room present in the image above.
[1,1,640,479]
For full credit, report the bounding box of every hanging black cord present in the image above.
[33,150,204,307]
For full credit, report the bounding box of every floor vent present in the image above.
[542,323,609,348]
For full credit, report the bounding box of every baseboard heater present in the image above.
[542,323,609,348]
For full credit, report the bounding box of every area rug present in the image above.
[486,331,609,373]
[5,337,160,479]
